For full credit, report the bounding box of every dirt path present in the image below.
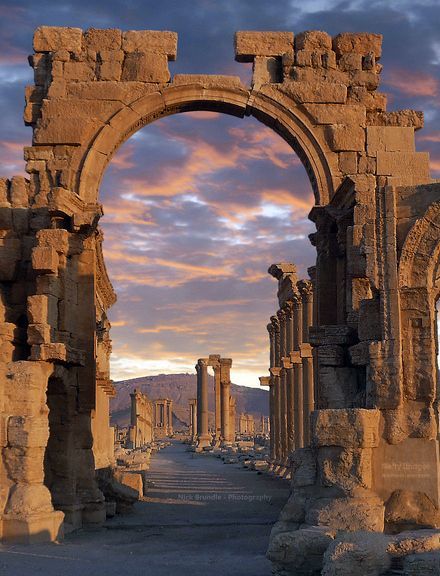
[0,441,289,576]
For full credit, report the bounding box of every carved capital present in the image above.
[270,315,280,331]
[298,279,313,301]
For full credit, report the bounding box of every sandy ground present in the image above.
[0,441,290,576]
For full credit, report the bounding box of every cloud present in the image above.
[384,68,439,98]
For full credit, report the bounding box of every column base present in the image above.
[81,502,107,526]
[60,504,83,534]
[1,510,64,544]
[196,435,211,451]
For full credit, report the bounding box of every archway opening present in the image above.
[93,107,318,490]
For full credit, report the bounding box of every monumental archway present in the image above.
[1,28,440,571]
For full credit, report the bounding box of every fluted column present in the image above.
[189,398,197,442]
[270,315,281,464]
[213,364,222,445]
[168,399,173,435]
[259,377,272,447]
[298,279,314,446]
[196,359,210,448]
[284,302,295,456]
[220,358,233,445]
[266,321,276,462]
[292,292,304,449]
[277,309,288,466]
[270,367,282,464]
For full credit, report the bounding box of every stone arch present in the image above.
[399,201,440,294]
[398,202,440,403]
[77,84,337,206]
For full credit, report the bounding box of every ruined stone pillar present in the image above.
[167,399,173,435]
[189,399,197,442]
[228,395,236,442]
[1,362,64,543]
[284,302,295,456]
[196,359,210,448]
[220,358,233,445]
[270,315,281,464]
[266,321,277,464]
[213,363,222,446]
[299,279,314,446]
[259,376,272,446]
[292,293,304,449]
[277,309,288,465]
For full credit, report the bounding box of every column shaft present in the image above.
[196,363,210,447]
[269,384,275,459]
[273,375,281,462]
[221,382,230,443]
[278,310,288,465]
[293,295,304,449]
[214,366,221,443]
[294,363,304,449]
[286,367,295,454]
[302,356,314,445]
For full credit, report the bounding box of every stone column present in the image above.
[213,363,222,446]
[228,395,236,442]
[266,322,276,463]
[167,399,173,436]
[278,309,288,466]
[259,376,271,443]
[220,358,232,445]
[189,398,197,442]
[284,302,295,456]
[270,315,281,464]
[292,292,304,449]
[196,360,210,448]
[163,400,168,432]
[270,367,282,464]
[298,279,314,446]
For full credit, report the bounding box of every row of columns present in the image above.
[193,355,234,449]
[260,263,315,473]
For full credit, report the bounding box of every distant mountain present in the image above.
[110,373,269,429]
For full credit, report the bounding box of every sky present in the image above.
[0,0,439,387]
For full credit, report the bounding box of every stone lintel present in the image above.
[235,31,294,63]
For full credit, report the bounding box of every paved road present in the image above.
[0,441,289,576]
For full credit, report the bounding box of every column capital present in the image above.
[219,357,232,367]
[197,358,208,367]
[270,367,281,377]
[292,291,302,308]
[300,342,313,357]
[283,300,294,317]
[290,351,302,364]
[298,279,313,301]
[270,315,280,331]
[277,308,286,321]
[281,356,292,369]
[259,376,271,386]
